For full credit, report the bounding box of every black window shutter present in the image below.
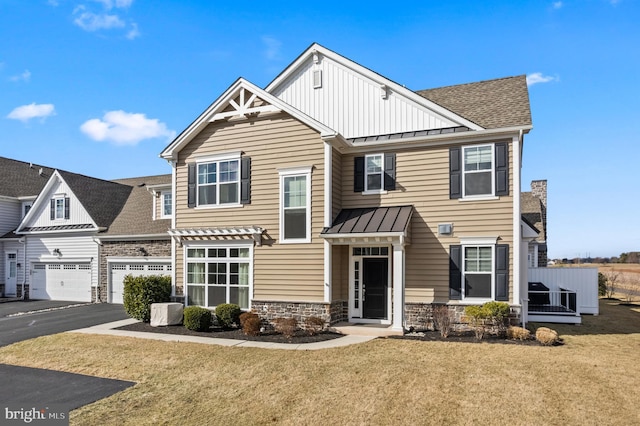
[383,153,396,191]
[187,163,196,208]
[241,156,251,205]
[50,199,55,220]
[495,142,509,196]
[495,244,509,301]
[449,147,462,199]
[449,245,462,300]
[354,156,364,192]
[64,197,70,219]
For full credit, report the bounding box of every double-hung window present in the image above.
[463,144,494,197]
[463,246,493,299]
[186,246,251,309]
[50,196,69,220]
[365,154,383,192]
[161,191,172,218]
[279,167,312,243]
[197,156,240,206]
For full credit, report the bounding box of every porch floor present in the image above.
[330,322,403,337]
[528,304,576,314]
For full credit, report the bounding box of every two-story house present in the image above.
[160,43,533,331]
[0,156,172,302]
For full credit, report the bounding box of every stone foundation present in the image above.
[405,302,521,331]
[250,300,348,328]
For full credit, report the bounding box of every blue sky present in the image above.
[1,0,638,259]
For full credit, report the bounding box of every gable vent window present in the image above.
[313,70,322,89]
[50,197,70,220]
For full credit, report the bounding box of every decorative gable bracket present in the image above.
[211,88,280,121]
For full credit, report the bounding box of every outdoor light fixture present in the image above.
[52,248,61,256]
[137,247,148,256]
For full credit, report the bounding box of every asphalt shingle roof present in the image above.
[521,192,545,241]
[102,175,171,236]
[0,156,54,198]
[417,75,532,129]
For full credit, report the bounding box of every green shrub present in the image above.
[215,303,241,329]
[183,306,212,332]
[240,312,262,336]
[464,301,511,340]
[304,316,325,336]
[123,275,172,322]
[274,317,298,338]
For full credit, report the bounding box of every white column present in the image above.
[323,141,332,303]
[392,242,405,331]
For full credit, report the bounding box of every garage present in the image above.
[30,263,92,302]
[108,261,171,304]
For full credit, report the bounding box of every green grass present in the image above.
[0,299,639,425]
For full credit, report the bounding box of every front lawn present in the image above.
[1,300,638,425]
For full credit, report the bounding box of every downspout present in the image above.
[19,237,26,300]
[93,237,102,303]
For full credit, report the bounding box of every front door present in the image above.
[5,252,17,297]
[362,258,388,319]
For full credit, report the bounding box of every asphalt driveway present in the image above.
[0,300,129,347]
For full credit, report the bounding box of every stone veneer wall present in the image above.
[405,303,521,331]
[96,239,171,303]
[250,300,348,328]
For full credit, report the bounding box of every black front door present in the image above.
[362,258,388,319]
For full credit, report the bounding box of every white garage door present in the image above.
[109,262,171,304]
[30,263,92,302]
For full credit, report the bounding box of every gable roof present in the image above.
[58,170,133,229]
[521,191,545,241]
[417,76,532,130]
[0,156,55,198]
[101,174,171,237]
[160,78,337,159]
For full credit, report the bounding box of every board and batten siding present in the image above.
[271,56,459,139]
[338,141,515,304]
[174,112,327,302]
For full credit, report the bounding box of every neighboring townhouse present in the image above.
[94,175,172,303]
[521,180,548,267]
[160,43,533,331]
[0,157,53,298]
[0,156,171,302]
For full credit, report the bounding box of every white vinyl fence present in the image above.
[528,267,599,315]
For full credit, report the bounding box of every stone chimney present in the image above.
[531,179,547,239]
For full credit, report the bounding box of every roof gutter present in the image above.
[342,125,533,153]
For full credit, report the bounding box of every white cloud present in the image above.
[126,22,140,40]
[262,36,282,61]
[74,8,125,31]
[80,110,175,146]
[7,103,56,122]
[526,72,558,86]
[9,69,31,82]
[552,1,563,9]
[94,0,133,9]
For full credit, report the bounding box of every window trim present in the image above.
[22,201,33,218]
[184,242,254,310]
[51,195,68,221]
[462,143,495,199]
[461,243,495,301]
[279,166,312,244]
[160,191,172,218]
[194,152,242,209]
[364,153,385,194]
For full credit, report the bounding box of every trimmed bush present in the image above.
[240,312,262,336]
[304,316,325,336]
[123,275,172,322]
[507,326,531,341]
[274,317,298,338]
[464,305,488,340]
[215,303,241,329]
[183,306,212,332]
[464,301,511,340]
[536,327,560,346]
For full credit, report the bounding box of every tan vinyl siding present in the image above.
[339,141,514,303]
[331,245,348,300]
[175,112,326,302]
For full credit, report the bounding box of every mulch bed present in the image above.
[116,322,343,344]
[388,330,543,346]
[117,322,545,346]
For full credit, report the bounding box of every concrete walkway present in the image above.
[71,319,377,350]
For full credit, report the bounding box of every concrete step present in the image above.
[330,322,403,337]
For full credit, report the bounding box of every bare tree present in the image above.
[604,270,621,299]
[620,274,640,304]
